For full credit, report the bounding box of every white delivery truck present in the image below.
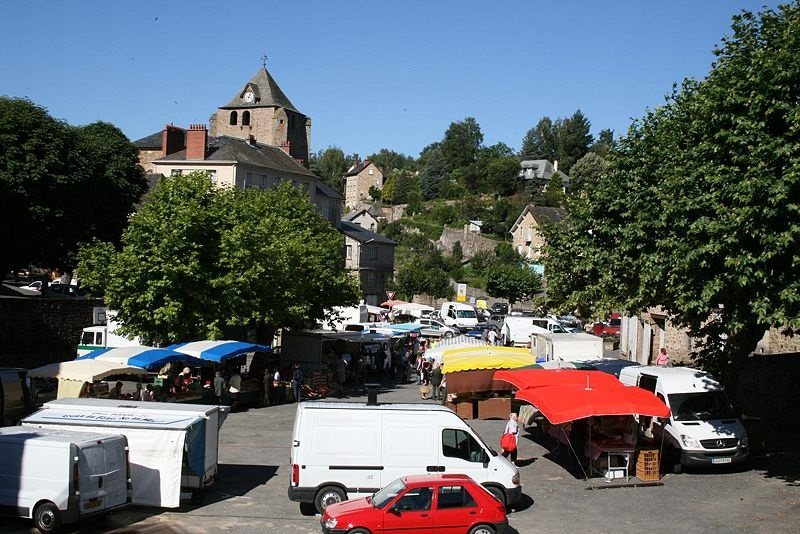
[530,332,604,362]
[0,426,130,533]
[77,310,140,357]
[22,398,228,507]
[288,401,521,514]
[618,366,748,470]
[440,302,479,332]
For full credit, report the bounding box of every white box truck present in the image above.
[76,310,141,357]
[22,398,228,508]
[618,366,748,470]
[0,426,130,533]
[501,316,569,347]
[288,401,521,514]
[530,332,604,362]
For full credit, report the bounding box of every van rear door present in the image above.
[78,437,128,512]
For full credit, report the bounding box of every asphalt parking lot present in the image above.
[3,382,799,534]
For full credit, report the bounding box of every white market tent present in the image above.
[391,302,435,318]
[28,360,149,399]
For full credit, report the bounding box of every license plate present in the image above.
[711,457,732,464]
[85,498,102,509]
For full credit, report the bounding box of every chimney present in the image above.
[554,160,559,172]
[248,134,257,146]
[186,124,208,160]
[278,140,291,155]
[161,124,186,157]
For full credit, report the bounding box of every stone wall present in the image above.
[0,296,102,368]
[436,228,498,259]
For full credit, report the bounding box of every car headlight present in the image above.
[512,473,520,485]
[740,434,749,448]
[680,434,701,449]
[323,518,338,529]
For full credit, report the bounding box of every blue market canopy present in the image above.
[76,345,188,371]
[166,340,271,363]
[383,323,422,335]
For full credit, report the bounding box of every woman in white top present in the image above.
[501,413,520,465]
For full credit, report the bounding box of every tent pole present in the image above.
[560,425,591,487]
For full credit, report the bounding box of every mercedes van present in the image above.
[288,402,521,513]
[619,366,748,469]
[0,426,131,533]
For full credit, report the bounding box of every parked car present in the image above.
[412,318,460,338]
[593,313,622,337]
[321,474,508,534]
[487,314,506,328]
[490,302,509,315]
[466,324,499,339]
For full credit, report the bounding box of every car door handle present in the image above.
[469,511,477,515]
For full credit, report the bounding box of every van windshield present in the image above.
[669,391,736,421]
[372,477,406,508]
[456,310,476,319]
[80,331,96,345]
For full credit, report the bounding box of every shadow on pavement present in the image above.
[508,492,534,513]
[195,464,280,506]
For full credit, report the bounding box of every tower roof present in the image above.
[220,66,301,114]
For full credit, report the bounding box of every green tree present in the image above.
[590,128,615,157]
[78,174,359,343]
[494,241,522,266]
[520,117,559,161]
[310,146,348,193]
[419,146,449,200]
[538,174,566,207]
[0,98,146,275]
[477,143,521,195]
[368,148,416,173]
[396,252,454,301]
[557,109,594,174]
[568,152,608,192]
[441,117,484,171]
[486,264,543,306]
[542,2,800,390]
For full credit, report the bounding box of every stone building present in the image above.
[341,220,396,306]
[209,66,311,164]
[343,204,384,233]
[344,160,383,209]
[509,204,565,261]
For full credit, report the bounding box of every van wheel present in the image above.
[469,525,496,534]
[33,502,61,534]
[485,486,506,507]
[315,486,346,514]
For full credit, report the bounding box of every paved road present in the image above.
[3,382,799,533]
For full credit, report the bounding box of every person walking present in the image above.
[439,373,448,405]
[501,413,520,465]
[228,369,242,409]
[656,347,671,367]
[430,362,443,401]
[213,371,226,404]
[291,363,304,402]
[487,328,498,346]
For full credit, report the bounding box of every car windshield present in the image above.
[372,478,406,508]
[456,310,476,319]
[80,331,96,345]
[669,391,736,421]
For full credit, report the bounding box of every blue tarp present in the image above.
[166,340,271,363]
[76,346,188,371]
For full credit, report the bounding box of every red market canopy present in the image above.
[381,299,408,307]
[494,369,670,425]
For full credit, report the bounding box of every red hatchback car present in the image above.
[321,473,508,534]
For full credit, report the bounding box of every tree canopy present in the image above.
[310,146,355,194]
[541,2,800,387]
[486,264,543,306]
[78,174,360,344]
[0,98,145,275]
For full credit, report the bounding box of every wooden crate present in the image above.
[455,400,476,420]
[636,449,660,481]
[477,397,511,420]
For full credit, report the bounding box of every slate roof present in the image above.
[344,204,384,222]
[345,161,374,177]
[133,131,163,149]
[509,204,566,234]
[155,136,314,178]
[340,221,395,245]
[220,66,301,113]
[519,159,570,188]
[315,179,342,200]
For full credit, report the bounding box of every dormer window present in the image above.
[229,111,238,125]
[242,111,251,126]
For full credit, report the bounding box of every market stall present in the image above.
[28,359,150,399]
[494,369,670,481]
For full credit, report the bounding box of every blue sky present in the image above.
[0,0,782,158]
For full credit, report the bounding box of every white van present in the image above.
[618,366,748,470]
[502,316,568,346]
[0,426,130,533]
[440,302,479,331]
[77,310,141,357]
[288,402,521,513]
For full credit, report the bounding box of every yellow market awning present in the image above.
[441,346,534,374]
